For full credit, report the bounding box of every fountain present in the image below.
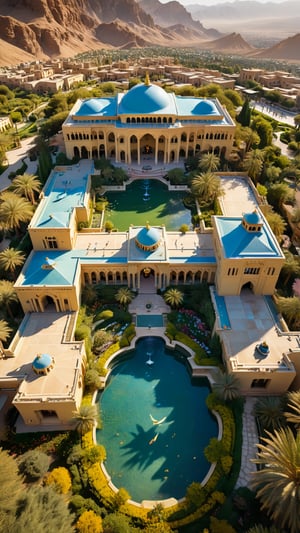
[146,352,154,365]
[256,340,270,357]
[142,180,151,201]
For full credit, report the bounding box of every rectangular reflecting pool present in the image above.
[136,314,164,327]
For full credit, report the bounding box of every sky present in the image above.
[159,0,286,4]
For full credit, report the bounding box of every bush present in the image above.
[75,324,91,341]
[44,466,72,494]
[19,450,49,480]
[76,510,103,533]
[84,368,102,391]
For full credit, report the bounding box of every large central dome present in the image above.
[119,82,174,114]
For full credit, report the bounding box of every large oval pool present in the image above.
[96,337,218,502]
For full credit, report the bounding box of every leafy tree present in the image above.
[19,450,49,480]
[204,437,227,463]
[163,288,183,309]
[213,372,241,402]
[84,368,102,391]
[0,448,23,513]
[237,98,251,127]
[0,247,25,280]
[267,182,293,212]
[0,192,33,234]
[0,318,12,343]
[280,251,300,286]
[276,295,300,330]
[12,173,41,204]
[252,116,273,148]
[185,481,206,508]
[72,404,99,437]
[12,486,74,533]
[39,111,69,138]
[44,466,71,494]
[0,280,19,318]
[251,427,300,533]
[102,512,132,533]
[191,172,223,205]
[179,223,189,234]
[93,329,114,354]
[254,396,286,432]
[76,510,103,533]
[236,125,260,153]
[115,287,133,310]
[265,211,286,242]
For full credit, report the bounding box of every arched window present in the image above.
[108,132,115,142]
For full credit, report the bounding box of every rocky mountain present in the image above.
[138,0,220,38]
[187,0,300,43]
[255,33,300,60]
[0,0,220,66]
[203,32,254,54]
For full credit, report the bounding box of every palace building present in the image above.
[62,76,235,165]
[0,84,299,433]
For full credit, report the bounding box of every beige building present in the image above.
[62,79,235,165]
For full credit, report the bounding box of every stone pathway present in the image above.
[235,397,259,488]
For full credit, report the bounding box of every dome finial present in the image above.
[145,72,150,86]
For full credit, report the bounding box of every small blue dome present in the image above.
[192,100,218,115]
[119,83,171,114]
[135,225,162,252]
[76,98,111,116]
[32,353,52,371]
[244,211,261,224]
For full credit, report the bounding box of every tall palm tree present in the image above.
[254,396,286,432]
[72,404,99,437]
[115,287,133,310]
[0,319,12,343]
[191,172,223,206]
[265,211,286,243]
[213,372,241,402]
[284,390,300,428]
[277,295,300,330]
[163,288,183,309]
[0,247,25,280]
[280,251,300,286]
[251,427,300,533]
[243,149,264,184]
[0,280,18,319]
[12,173,41,204]
[199,152,220,172]
[0,193,33,234]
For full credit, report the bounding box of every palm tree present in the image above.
[0,193,33,234]
[0,280,19,319]
[0,247,25,280]
[246,526,281,533]
[115,287,134,310]
[254,396,286,432]
[12,173,41,204]
[163,288,184,309]
[191,172,223,206]
[72,404,99,437]
[284,390,300,428]
[280,251,300,286]
[265,211,286,243]
[199,152,220,172]
[276,295,300,330]
[243,149,264,184]
[0,319,12,343]
[251,427,300,533]
[213,372,241,402]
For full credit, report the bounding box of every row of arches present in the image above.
[66,130,231,144]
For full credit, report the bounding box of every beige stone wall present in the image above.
[232,367,296,396]
[13,397,80,427]
[15,285,79,313]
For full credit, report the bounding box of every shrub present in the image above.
[44,466,72,494]
[84,368,102,391]
[19,450,49,480]
[204,437,227,463]
[75,510,103,533]
[75,324,91,341]
[98,309,114,320]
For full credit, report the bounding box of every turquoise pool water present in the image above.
[96,337,218,502]
[136,314,164,327]
[212,288,232,330]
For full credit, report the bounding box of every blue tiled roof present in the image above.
[21,251,78,286]
[175,97,219,117]
[215,216,282,258]
[74,97,117,117]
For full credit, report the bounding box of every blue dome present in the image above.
[119,83,171,114]
[192,100,218,115]
[32,353,53,371]
[135,225,162,252]
[75,98,115,117]
[244,211,261,224]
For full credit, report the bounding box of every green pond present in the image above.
[104,179,191,231]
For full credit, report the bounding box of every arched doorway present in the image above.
[139,267,155,292]
[140,134,155,163]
